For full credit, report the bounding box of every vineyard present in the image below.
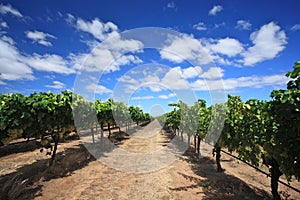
[0,63,299,199]
[159,62,300,199]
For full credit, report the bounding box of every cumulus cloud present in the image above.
[118,65,205,94]
[46,81,66,89]
[243,22,287,66]
[173,66,202,79]
[25,30,56,46]
[198,22,286,66]
[0,34,76,84]
[158,93,176,99]
[208,5,223,16]
[75,17,118,41]
[85,83,112,94]
[236,20,252,30]
[118,72,163,94]
[68,16,143,73]
[201,67,224,79]
[148,85,163,92]
[160,34,211,65]
[118,75,139,85]
[0,4,22,17]
[191,74,288,91]
[205,37,244,57]
[193,22,207,31]
[71,44,142,73]
[163,23,285,67]
[27,54,75,74]
[1,35,14,45]
[0,36,34,81]
[161,68,190,90]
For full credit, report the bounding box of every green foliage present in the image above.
[73,93,96,130]
[129,105,148,125]
[0,93,32,145]
[219,95,245,152]
[165,102,181,133]
[286,61,300,90]
[0,90,151,166]
[145,63,300,200]
[268,65,300,181]
[196,99,210,139]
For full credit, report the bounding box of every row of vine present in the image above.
[0,92,151,165]
[159,62,300,200]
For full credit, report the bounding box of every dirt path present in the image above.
[34,120,206,200]
[1,120,299,199]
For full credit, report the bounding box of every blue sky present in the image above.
[0,1,299,116]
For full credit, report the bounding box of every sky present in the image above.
[0,0,299,116]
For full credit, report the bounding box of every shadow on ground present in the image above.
[169,147,272,200]
[0,138,118,200]
[0,140,41,158]
[0,124,142,200]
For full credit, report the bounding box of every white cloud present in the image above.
[0,4,22,17]
[1,15,142,85]
[208,5,223,16]
[160,34,211,65]
[76,17,118,41]
[206,37,244,57]
[71,44,142,73]
[0,37,34,81]
[27,54,75,74]
[193,22,207,31]
[161,68,190,90]
[173,66,202,79]
[37,40,52,46]
[118,73,163,94]
[86,83,112,94]
[131,95,154,100]
[158,93,176,99]
[46,81,66,89]
[196,22,286,66]
[243,22,287,66]
[148,85,162,92]
[201,67,224,79]
[69,17,143,73]
[65,13,75,24]
[144,74,160,83]
[25,30,56,46]
[209,54,240,67]
[0,32,76,84]
[291,24,300,31]
[1,35,14,45]
[118,75,139,85]
[236,20,252,30]
[101,33,143,54]
[0,80,6,85]
[44,74,56,79]
[0,21,8,28]
[118,66,202,94]
[167,2,176,9]
[191,74,288,91]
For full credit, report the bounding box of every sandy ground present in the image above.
[0,120,299,200]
